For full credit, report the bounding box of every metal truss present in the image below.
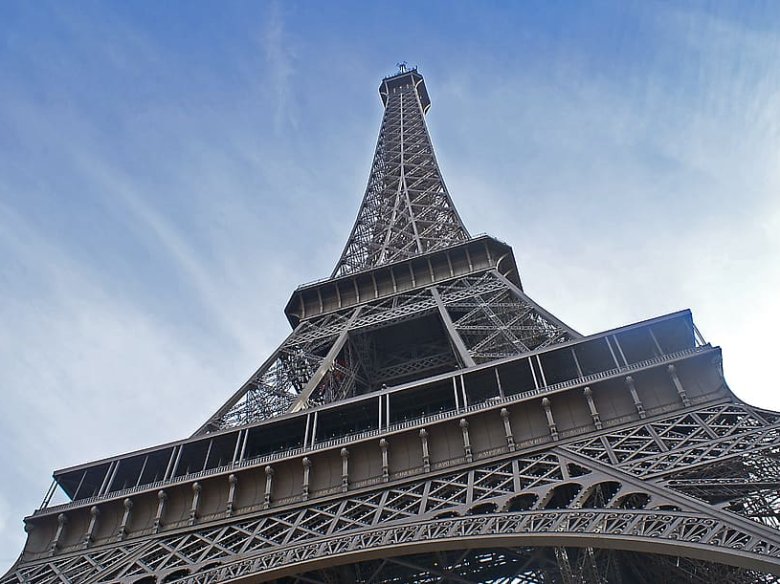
[197,310,356,433]
[279,548,776,584]
[198,287,446,432]
[667,457,780,529]
[199,269,577,433]
[332,70,469,277]
[437,272,578,362]
[9,401,780,584]
[566,403,780,477]
[566,402,780,529]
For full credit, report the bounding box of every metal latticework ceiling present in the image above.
[273,547,776,584]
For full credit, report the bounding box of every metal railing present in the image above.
[34,345,714,516]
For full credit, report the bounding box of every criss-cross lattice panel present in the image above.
[8,440,780,584]
[302,289,449,404]
[564,403,780,529]
[666,452,780,528]
[438,272,577,362]
[352,288,438,329]
[174,511,780,584]
[4,454,577,584]
[566,403,780,476]
[201,268,581,430]
[202,311,357,432]
[333,73,469,277]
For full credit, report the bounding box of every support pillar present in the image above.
[340,448,350,492]
[302,457,311,501]
[542,398,558,441]
[625,376,646,418]
[51,513,67,554]
[667,364,691,407]
[583,386,602,430]
[226,474,238,517]
[264,466,274,509]
[420,429,431,472]
[118,498,132,541]
[189,482,201,526]
[380,438,389,482]
[83,506,99,548]
[153,490,167,534]
[500,408,515,451]
[459,418,473,463]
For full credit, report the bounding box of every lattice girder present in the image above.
[277,548,776,584]
[333,70,469,277]
[567,404,780,477]
[164,511,780,583]
[8,407,780,584]
[439,271,576,362]
[200,266,578,431]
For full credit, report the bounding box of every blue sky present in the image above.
[1,0,779,567]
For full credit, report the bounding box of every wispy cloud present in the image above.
[262,1,298,132]
[0,200,226,556]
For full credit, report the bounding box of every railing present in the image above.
[293,233,498,290]
[34,344,715,516]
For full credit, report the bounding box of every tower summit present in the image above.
[4,69,780,584]
[334,66,469,276]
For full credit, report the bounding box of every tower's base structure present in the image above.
[5,68,779,584]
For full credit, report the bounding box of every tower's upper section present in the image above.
[332,67,470,277]
[379,67,431,112]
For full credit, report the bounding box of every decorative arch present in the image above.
[172,510,780,583]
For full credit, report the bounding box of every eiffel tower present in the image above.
[4,66,780,584]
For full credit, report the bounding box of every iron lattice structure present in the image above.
[4,68,780,584]
[332,68,470,277]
